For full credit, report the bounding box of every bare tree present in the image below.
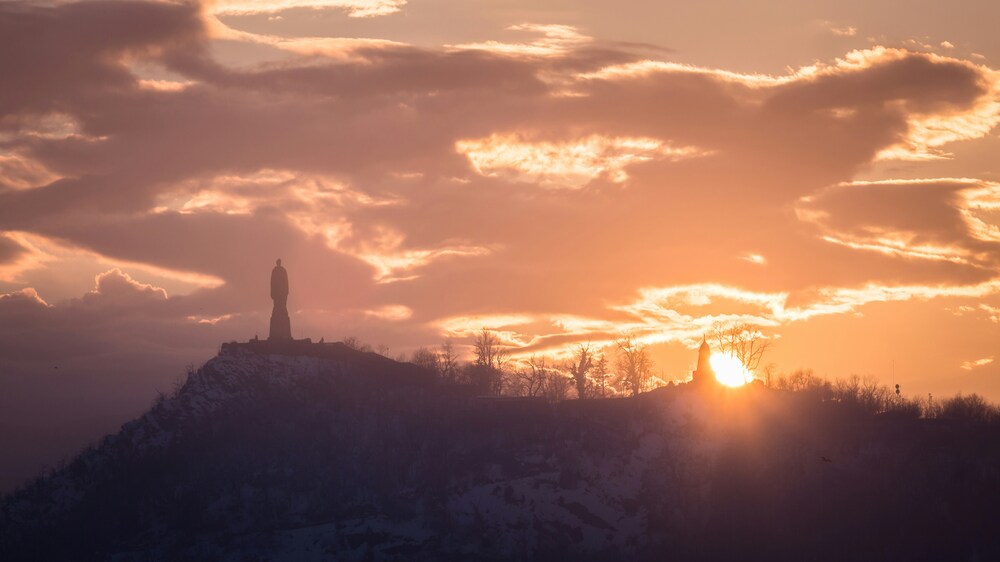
[566,344,594,399]
[940,394,999,423]
[761,362,777,387]
[474,328,509,396]
[541,370,573,402]
[511,356,550,397]
[411,346,440,374]
[343,336,373,352]
[591,354,611,397]
[616,333,653,397]
[438,340,460,383]
[711,322,772,375]
[460,363,493,395]
[474,328,509,370]
[828,374,891,415]
[776,368,832,400]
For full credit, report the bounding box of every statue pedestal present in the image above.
[269,307,292,340]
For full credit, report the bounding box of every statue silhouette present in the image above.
[269,259,292,340]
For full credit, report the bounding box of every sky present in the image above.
[1,0,1000,484]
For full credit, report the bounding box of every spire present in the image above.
[693,335,713,383]
[698,336,711,365]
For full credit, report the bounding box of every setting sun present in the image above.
[710,353,753,387]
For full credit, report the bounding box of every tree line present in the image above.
[350,321,773,399]
[770,368,1000,422]
[345,328,656,400]
[342,324,1000,422]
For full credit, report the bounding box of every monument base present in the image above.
[269,309,292,341]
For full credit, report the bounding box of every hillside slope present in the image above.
[2,344,999,561]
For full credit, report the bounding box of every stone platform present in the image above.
[218,339,436,385]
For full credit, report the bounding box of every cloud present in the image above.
[0,269,208,368]
[982,304,1000,322]
[428,274,1000,363]
[961,357,994,370]
[448,24,590,56]
[84,268,169,305]
[364,304,413,321]
[0,154,61,191]
[355,234,493,283]
[456,134,709,188]
[830,25,858,37]
[798,179,1000,272]
[0,234,28,266]
[0,0,205,119]
[210,0,406,17]
[0,232,59,284]
[0,287,50,309]
[204,15,408,60]
[0,0,997,399]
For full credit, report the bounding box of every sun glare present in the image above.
[710,353,753,387]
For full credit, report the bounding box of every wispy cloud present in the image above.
[448,24,590,56]
[364,304,413,321]
[961,357,994,370]
[210,0,406,17]
[830,26,858,37]
[457,134,709,188]
[741,253,767,265]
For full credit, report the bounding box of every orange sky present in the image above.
[0,0,998,403]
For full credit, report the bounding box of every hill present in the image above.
[2,343,999,561]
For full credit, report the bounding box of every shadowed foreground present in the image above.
[2,344,998,561]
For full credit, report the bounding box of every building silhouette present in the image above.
[691,336,715,384]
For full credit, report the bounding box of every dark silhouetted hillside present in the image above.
[2,344,999,561]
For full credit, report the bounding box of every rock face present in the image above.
[2,346,1000,561]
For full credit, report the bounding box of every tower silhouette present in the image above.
[691,336,715,384]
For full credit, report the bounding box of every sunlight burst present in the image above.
[710,353,753,387]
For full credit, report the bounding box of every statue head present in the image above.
[276,258,282,267]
